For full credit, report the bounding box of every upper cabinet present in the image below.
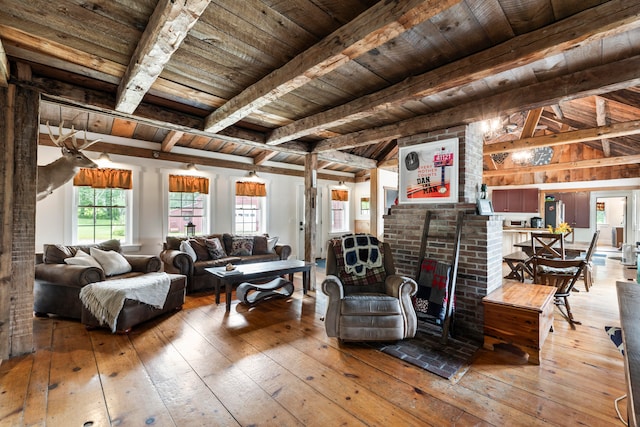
[492,189,539,213]
[550,192,590,228]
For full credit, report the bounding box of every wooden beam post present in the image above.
[0,78,38,359]
[370,168,379,239]
[304,153,317,291]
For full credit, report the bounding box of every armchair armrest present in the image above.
[123,254,161,273]
[321,275,345,338]
[275,244,291,260]
[35,263,105,287]
[385,274,418,338]
[160,249,193,276]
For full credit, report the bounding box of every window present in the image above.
[331,187,349,233]
[234,179,266,235]
[168,174,209,236]
[74,167,132,244]
[76,187,128,243]
[168,191,205,236]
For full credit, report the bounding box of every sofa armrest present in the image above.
[123,254,161,273]
[160,249,193,276]
[35,263,105,287]
[275,244,291,260]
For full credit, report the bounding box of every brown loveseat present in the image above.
[34,239,184,322]
[160,234,291,293]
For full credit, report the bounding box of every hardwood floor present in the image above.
[0,259,629,426]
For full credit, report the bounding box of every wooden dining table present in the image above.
[513,240,590,258]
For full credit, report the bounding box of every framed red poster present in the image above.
[398,138,458,204]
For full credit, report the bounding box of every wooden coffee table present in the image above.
[205,260,313,311]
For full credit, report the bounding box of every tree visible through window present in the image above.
[76,187,127,243]
[168,191,205,236]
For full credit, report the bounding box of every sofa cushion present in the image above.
[205,237,227,259]
[230,237,254,256]
[179,240,197,262]
[252,235,269,254]
[64,250,103,269]
[189,238,210,261]
[90,247,132,276]
[193,257,242,275]
[43,244,74,264]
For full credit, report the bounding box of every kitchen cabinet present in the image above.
[552,192,590,228]
[492,189,539,213]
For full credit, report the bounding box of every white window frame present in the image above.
[233,178,268,235]
[72,186,133,244]
[162,170,212,239]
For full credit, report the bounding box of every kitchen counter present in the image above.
[501,228,547,256]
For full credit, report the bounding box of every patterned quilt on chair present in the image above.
[341,234,383,276]
[414,258,453,325]
[331,235,386,286]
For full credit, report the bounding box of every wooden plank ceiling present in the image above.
[1,0,640,185]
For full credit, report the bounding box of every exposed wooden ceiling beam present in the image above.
[484,119,640,155]
[314,54,640,152]
[268,0,640,146]
[520,108,543,139]
[161,130,184,152]
[595,97,612,157]
[115,0,211,114]
[38,135,352,183]
[31,80,377,171]
[203,0,459,134]
[0,37,8,87]
[253,151,277,166]
[483,153,640,177]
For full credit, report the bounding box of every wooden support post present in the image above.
[369,168,379,239]
[0,77,39,359]
[304,153,317,291]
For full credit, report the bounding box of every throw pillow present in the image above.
[43,244,73,264]
[205,237,227,260]
[267,236,279,253]
[64,250,103,269]
[252,235,268,254]
[230,237,254,256]
[189,239,210,261]
[179,240,197,262]
[90,247,132,276]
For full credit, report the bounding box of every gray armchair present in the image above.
[321,235,418,342]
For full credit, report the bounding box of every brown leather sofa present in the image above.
[160,234,291,293]
[34,239,166,320]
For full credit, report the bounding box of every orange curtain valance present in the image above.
[74,168,132,189]
[331,189,348,201]
[236,181,266,197]
[169,174,209,194]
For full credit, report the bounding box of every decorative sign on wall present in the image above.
[398,138,458,204]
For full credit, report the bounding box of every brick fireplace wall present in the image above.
[385,123,503,341]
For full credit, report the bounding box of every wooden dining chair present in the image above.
[531,232,565,259]
[575,230,600,291]
[532,257,586,327]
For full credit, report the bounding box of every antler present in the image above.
[46,120,101,151]
[71,130,101,150]
[46,120,79,150]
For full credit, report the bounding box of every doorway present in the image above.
[595,196,627,248]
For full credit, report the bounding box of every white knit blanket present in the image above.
[79,272,171,332]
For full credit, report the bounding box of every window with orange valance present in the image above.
[73,168,133,189]
[331,189,349,201]
[236,181,266,197]
[168,174,209,194]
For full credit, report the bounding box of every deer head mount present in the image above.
[36,121,101,201]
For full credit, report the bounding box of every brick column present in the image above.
[385,123,502,341]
